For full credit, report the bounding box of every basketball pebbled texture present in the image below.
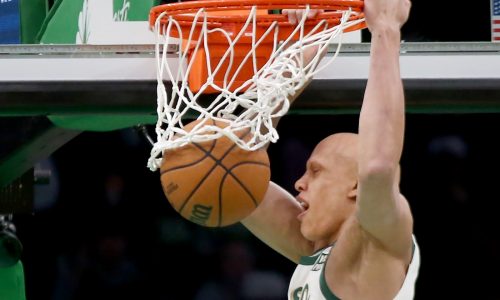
[160,120,270,227]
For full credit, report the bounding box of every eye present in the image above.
[306,161,321,176]
[310,166,321,175]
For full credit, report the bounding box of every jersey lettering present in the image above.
[311,253,328,271]
[293,284,310,300]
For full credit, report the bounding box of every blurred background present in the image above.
[14,113,500,299]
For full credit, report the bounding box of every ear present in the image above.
[347,181,357,201]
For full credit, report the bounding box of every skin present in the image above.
[242,0,413,298]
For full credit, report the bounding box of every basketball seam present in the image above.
[161,140,217,216]
[224,161,270,207]
[163,124,256,226]
[219,161,269,226]
[159,139,217,175]
[190,139,245,227]
[174,137,232,216]
[161,120,220,215]
[176,159,219,215]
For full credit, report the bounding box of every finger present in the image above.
[307,9,324,19]
[286,10,297,24]
[295,9,304,23]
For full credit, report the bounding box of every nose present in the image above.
[294,174,307,192]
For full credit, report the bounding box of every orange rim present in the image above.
[150,0,366,40]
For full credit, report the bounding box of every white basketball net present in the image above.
[148,6,364,171]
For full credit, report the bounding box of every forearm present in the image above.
[350,0,412,257]
[359,28,404,175]
[356,29,407,237]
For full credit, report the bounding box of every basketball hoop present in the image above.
[147,0,366,171]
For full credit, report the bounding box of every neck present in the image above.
[313,214,354,252]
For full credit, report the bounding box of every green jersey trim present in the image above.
[320,265,341,300]
[299,247,326,265]
[317,239,417,300]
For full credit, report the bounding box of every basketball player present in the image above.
[242,0,420,298]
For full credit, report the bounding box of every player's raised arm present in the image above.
[356,0,413,255]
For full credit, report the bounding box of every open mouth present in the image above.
[296,196,309,221]
[299,200,309,210]
[296,195,309,210]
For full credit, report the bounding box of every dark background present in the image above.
[16,113,500,299]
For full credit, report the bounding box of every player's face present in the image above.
[295,133,358,243]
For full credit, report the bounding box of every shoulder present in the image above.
[323,211,414,299]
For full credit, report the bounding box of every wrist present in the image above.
[369,27,402,58]
[369,25,401,40]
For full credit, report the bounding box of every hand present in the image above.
[282,9,324,25]
[364,0,411,33]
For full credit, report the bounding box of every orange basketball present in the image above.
[160,120,270,227]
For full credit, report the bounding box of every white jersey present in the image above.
[288,236,420,300]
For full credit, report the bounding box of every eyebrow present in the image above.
[307,159,323,170]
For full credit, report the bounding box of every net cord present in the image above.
[148,6,365,171]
